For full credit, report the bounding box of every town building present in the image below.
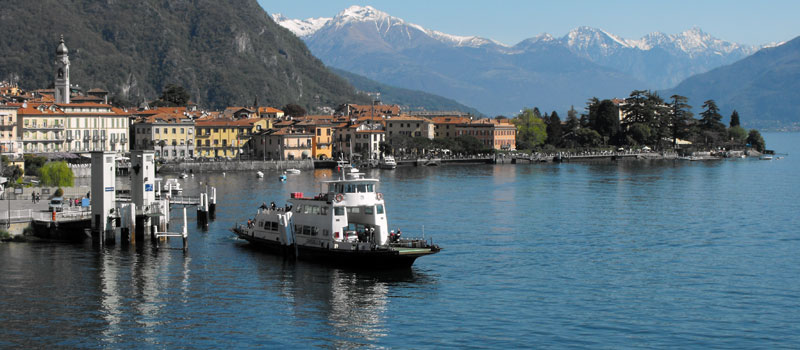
[251,128,313,160]
[432,116,472,139]
[194,117,270,159]
[296,118,334,160]
[0,105,22,157]
[457,119,516,150]
[16,102,129,154]
[385,115,435,140]
[334,122,385,160]
[131,113,195,160]
[257,106,284,119]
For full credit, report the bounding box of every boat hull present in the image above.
[233,228,436,269]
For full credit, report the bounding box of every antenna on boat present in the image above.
[422,225,425,240]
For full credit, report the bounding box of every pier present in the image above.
[1,150,216,249]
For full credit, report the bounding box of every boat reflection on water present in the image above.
[244,245,436,347]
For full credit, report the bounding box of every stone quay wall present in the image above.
[159,159,315,173]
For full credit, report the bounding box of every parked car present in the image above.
[49,197,64,212]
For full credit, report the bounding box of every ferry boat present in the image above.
[232,168,441,268]
[379,155,397,169]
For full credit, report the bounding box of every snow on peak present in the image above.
[332,5,392,25]
[271,13,330,37]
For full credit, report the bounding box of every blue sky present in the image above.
[259,0,799,46]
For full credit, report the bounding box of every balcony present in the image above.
[24,125,64,131]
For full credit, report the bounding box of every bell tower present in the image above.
[54,35,70,104]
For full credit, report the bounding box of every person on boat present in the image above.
[260,202,268,210]
[270,201,276,210]
[389,230,395,243]
[395,229,402,242]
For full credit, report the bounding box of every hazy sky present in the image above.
[259,0,799,46]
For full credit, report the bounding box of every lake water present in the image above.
[1,133,798,349]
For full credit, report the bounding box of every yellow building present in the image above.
[296,118,333,160]
[194,117,271,159]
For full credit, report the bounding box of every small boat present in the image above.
[285,168,301,174]
[760,155,773,160]
[278,174,287,181]
[162,178,183,194]
[232,166,441,268]
[379,155,397,169]
[256,171,264,178]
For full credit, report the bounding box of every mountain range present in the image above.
[273,6,760,117]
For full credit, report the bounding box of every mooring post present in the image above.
[182,207,188,251]
[209,187,217,220]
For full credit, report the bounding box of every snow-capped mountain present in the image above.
[271,13,329,38]
[273,6,503,49]
[271,5,764,116]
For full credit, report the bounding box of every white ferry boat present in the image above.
[232,168,441,268]
[379,155,397,169]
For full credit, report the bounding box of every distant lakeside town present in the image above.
[1,37,768,188]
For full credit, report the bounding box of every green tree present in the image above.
[282,103,306,118]
[587,99,619,143]
[729,110,741,128]
[628,123,651,145]
[546,111,563,147]
[511,108,547,150]
[668,95,693,148]
[40,161,74,187]
[728,126,748,145]
[455,135,487,155]
[699,100,726,146]
[747,129,766,152]
[23,154,47,177]
[575,128,603,147]
[157,84,190,107]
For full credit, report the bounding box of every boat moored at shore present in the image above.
[232,168,440,268]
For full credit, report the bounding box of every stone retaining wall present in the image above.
[159,159,314,173]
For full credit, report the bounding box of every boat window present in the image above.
[303,206,312,214]
[357,184,367,192]
[364,206,374,215]
[296,205,302,213]
[328,184,336,192]
[346,207,361,214]
[320,207,328,215]
[302,226,311,235]
[334,207,345,216]
[346,184,356,193]
[271,222,279,231]
[312,227,319,236]
[367,184,374,192]
[312,206,321,215]
[376,204,384,214]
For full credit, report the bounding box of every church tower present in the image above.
[54,35,70,104]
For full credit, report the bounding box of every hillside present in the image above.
[665,36,800,129]
[0,0,368,110]
[330,68,483,116]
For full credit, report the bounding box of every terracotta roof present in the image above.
[431,116,471,124]
[387,115,428,121]
[257,107,283,114]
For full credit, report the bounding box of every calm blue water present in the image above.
[1,133,799,349]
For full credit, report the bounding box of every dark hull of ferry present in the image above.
[233,229,434,269]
